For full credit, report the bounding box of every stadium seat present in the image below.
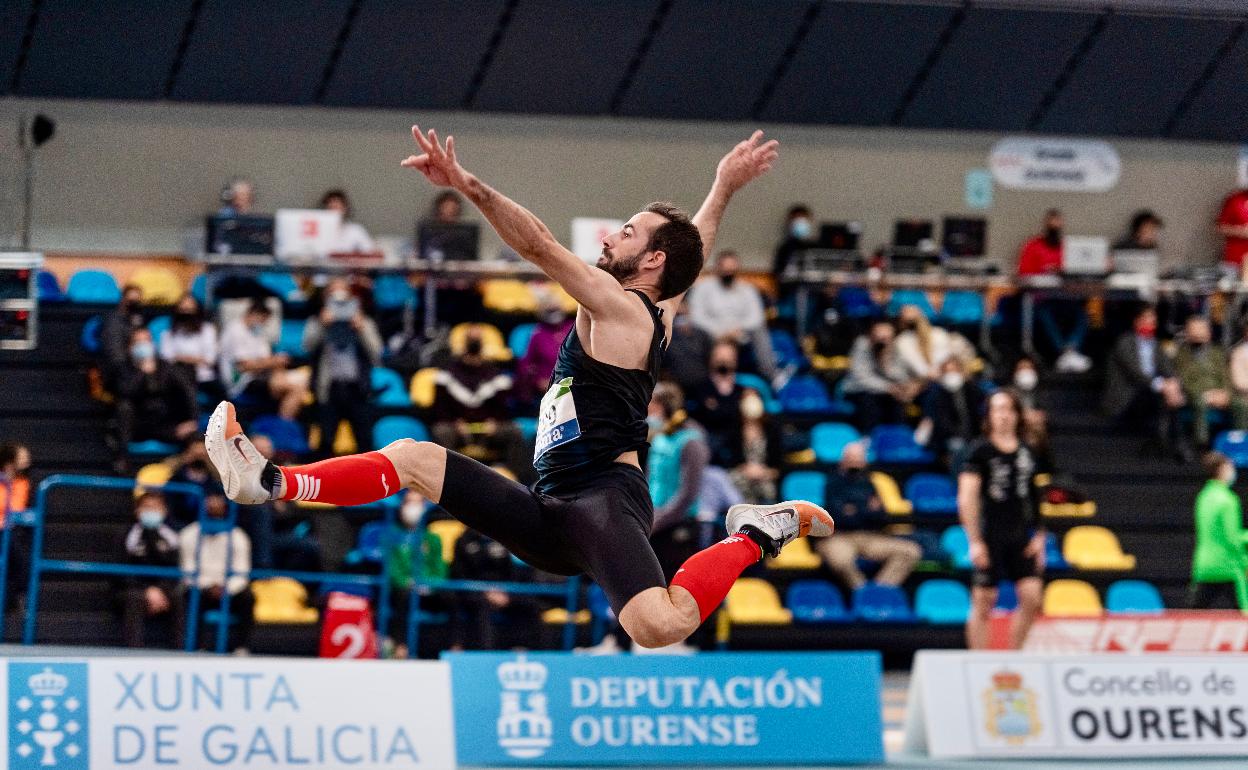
[905,473,959,517]
[778,375,834,414]
[1215,431,1248,468]
[80,315,103,353]
[251,415,309,455]
[1043,579,1103,617]
[851,583,915,622]
[726,578,792,624]
[257,272,302,303]
[128,440,178,457]
[147,315,171,345]
[940,525,972,570]
[190,273,209,307]
[1046,531,1070,570]
[508,323,537,359]
[780,471,826,507]
[346,520,389,565]
[372,273,417,310]
[769,329,807,370]
[786,580,849,623]
[427,519,466,564]
[1063,525,1136,570]
[449,322,511,361]
[542,607,593,625]
[886,290,936,320]
[308,420,357,455]
[371,367,411,407]
[409,368,438,409]
[811,422,861,464]
[870,425,934,464]
[37,270,64,302]
[481,279,538,313]
[67,269,121,303]
[274,319,305,358]
[836,286,879,319]
[252,578,318,624]
[1040,501,1097,518]
[939,291,984,325]
[915,579,970,624]
[734,373,780,414]
[130,267,182,305]
[766,537,821,570]
[995,581,1018,611]
[870,471,913,515]
[1106,579,1165,615]
[372,415,429,450]
[515,416,537,442]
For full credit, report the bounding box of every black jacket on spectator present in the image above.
[120,523,180,586]
[101,306,146,380]
[114,361,197,433]
[823,469,884,532]
[689,380,745,467]
[922,382,986,454]
[1102,333,1177,417]
[663,322,714,394]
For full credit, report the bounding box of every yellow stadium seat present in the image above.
[481,279,538,313]
[766,537,822,570]
[871,472,914,515]
[1041,501,1096,518]
[134,462,173,496]
[428,519,467,564]
[1043,579,1103,617]
[409,368,438,408]
[784,448,816,465]
[252,578,319,624]
[542,607,592,625]
[548,284,579,314]
[449,322,511,361]
[1063,525,1136,570]
[130,267,184,305]
[1034,473,1052,487]
[308,421,358,455]
[802,338,851,372]
[725,578,792,624]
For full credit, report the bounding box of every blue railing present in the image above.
[9,474,582,656]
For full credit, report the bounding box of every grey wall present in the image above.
[0,97,1240,271]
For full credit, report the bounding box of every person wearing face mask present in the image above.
[100,284,147,385]
[729,389,782,504]
[112,327,198,473]
[384,490,448,657]
[661,303,714,393]
[161,293,220,399]
[179,487,254,651]
[916,357,985,470]
[1191,452,1248,609]
[843,320,919,431]
[1103,306,1185,458]
[646,383,712,579]
[1011,358,1040,411]
[689,341,750,468]
[303,279,383,459]
[238,434,321,573]
[117,492,185,648]
[1175,315,1248,448]
[515,292,575,408]
[219,299,308,420]
[894,304,972,382]
[1017,209,1092,373]
[686,250,776,380]
[772,204,816,277]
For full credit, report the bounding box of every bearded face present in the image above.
[597,243,647,283]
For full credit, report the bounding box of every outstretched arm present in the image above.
[402,126,630,315]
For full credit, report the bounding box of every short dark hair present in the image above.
[644,202,703,301]
[652,380,685,418]
[786,205,811,221]
[715,249,739,264]
[1130,209,1162,234]
[246,298,271,317]
[135,491,166,510]
[1204,451,1230,481]
[320,188,350,218]
[0,443,24,469]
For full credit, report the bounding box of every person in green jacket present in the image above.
[1174,316,1248,447]
[385,490,447,656]
[1192,451,1248,609]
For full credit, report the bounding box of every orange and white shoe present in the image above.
[205,401,272,505]
[725,501,834,558]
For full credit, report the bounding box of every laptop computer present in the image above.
[942,217,987,257]
[205,215,275,256]
[1112,249,1160,279]
[818,222,861,251]
[418,221,480,262]
[1062,236,1110,276]
[275,208,342,260]
[893,219,934,249]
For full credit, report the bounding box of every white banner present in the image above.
[570,217,623,264]
[1025,613,1248,654]
[906,651,1248,759]
[2,656,455,769]
[989,137,1120,192]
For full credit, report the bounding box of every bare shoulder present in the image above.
[579,291,661,369]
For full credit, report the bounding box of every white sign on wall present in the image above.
[570,218,624,264]
[906,651,1248,759]
[989,137,1121,192]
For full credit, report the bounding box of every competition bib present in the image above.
[534,376,582,460]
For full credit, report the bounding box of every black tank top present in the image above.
[533,290,666,494]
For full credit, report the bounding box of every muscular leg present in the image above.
[967,586,997,650]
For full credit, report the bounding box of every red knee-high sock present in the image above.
[278,452,401,506]
[670,534,762,622]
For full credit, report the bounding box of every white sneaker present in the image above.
[633,640,696,656]
[725,500,834,558]
[576,635,623,656]
[1055,349,1092,373]
[205,401,272,505]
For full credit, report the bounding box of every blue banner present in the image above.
[447,651,883,765]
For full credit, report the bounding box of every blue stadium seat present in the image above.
[836,287,879,319]
[1215,431,1248,468]
[372,415,429,451]
[274,319,306,358]
[778,375,834,415]
[257,272,302,304]
[372,273,417,310]
[904,473,958,517]
[515,416,538,442]
[851,583,915,623]
[251,415,310,455]
[735,373,779,414]
[37,271,65,302]
[780,471,826,507]
[786,580,849,623]
[67,269,121,304]
[827,377,856,418]
[886,289,936,320]
[190,273,209,307]
[870,425,934,464]
[769,329,807,370]
[128,440,179,457]
[1045,531,1069,571]
[148,315,171,346]
[995,581,1018,611]
[371,367,411,407]
[80,315,103,354]
[914,579,970,624]
[940,525,971,570]
[811,422,861,464]
[939,291,984,325]
[345,521,389,565]
[1106,580,1164,615]
[509,323,537,359]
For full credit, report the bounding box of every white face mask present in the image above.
[740,394,765,420]
[400,504,423,526]
[941,372,965,392]
[1226,467,1238,486]
[1014,368,1038,391]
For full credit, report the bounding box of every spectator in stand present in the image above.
[812,442,920,591]
[165,435,218,529]
[117,492,185,648]
[772,204,816,277]
[1018,209,1091,373]
[385,490,448,658]
[179,487,253,651]
[161,293,220,399]
[218,178,256,217]
[689,341,747,468]
[1103,306,1185,459]
[961,390,1045,650]
[1191,452,1248,609]
[1115,210,1163,251]
[448,529,539,650]
[0,443,32,612]
[112,328,198,471]
[662,303,714,394]
[916,357,985,470]
[1011,356,1041,412]
[219,299,308,420]
[686,250,776,379]
[895,304,973,383]
[100,284,147,383]
[303,278,383,459]
[320,189,377,255]
[1228,320,1248,442]
[432,190,464,223]
[842,319,918,431]
[647,382,711,581]
[430,325,526,472]
[1175,315,1247,447]
[242,435,320,573]
[1217,187,1248,276]
[514,293,574,407]
[729,388,782,504]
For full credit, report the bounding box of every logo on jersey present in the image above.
[534,377,581,461]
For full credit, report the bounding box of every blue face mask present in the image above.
[131,342,155,361]
[790,218,812,240]
[248,323,267,336]
[646,415,665,431]
[138,510,164,529]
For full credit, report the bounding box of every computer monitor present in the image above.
[893,219,934,249]
[942,217,987,257]
[418,221,480,262]
[205,215,275,256]
[818,222,861,251]
[275,208,342,260]
[1062,236,1110,276]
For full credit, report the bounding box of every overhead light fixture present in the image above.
[18,113,56,251]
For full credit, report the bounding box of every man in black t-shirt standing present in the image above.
[959,389,1046,650]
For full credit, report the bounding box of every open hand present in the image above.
[715,130,779,194]
[401,125,470,190]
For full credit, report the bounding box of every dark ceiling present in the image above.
[4,0,1246,141]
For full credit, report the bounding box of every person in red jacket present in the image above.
[1217,188,1248,273]
[1017,209,1090,373]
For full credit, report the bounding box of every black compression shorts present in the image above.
[971,538,1042,588]
[437,450,666,614]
